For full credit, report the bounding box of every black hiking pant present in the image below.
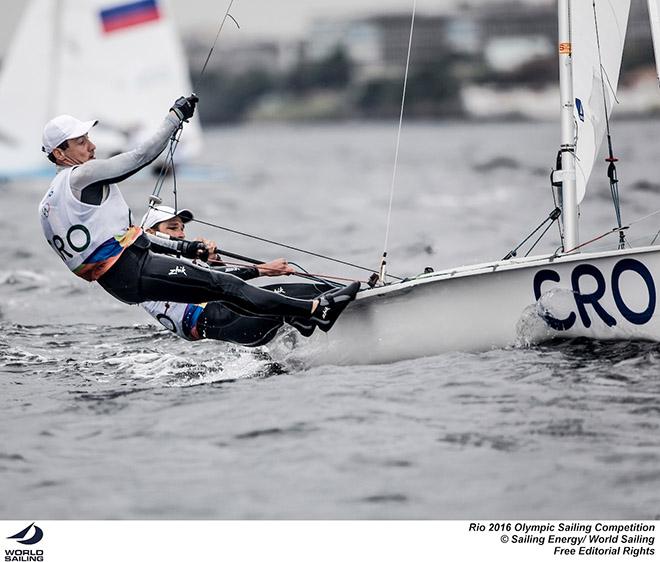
[98,236,313,318]
[198,282,331,346]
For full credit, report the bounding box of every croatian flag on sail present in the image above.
[100,0,161,33]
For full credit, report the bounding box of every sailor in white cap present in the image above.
[38,96,359,334]
[142,205,194,232]
[139,205,332,343]
[42,114,99,162]
[141,204,298,274]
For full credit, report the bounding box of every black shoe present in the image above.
[311,281,360,332]
[285,316,316,337]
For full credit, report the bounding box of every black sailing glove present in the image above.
[179,240,209,261]
[170,94,199,121]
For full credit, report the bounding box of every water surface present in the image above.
[2,120,660,518]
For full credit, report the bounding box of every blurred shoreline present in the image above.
[186,0,660,124]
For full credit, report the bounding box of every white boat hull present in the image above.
[291,246,660,365]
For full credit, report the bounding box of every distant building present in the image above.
[473,0,654,76]
[475,1,556,73]
[181,0,658,120]
[306,13,453,81]
[184,35,299,76]
[444,9,481,56]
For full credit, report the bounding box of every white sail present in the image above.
[0,0,55,175]
[648,0,660,85]
[0,0,201,176]
[571,0,630,204]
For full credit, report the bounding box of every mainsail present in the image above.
[571,0,630,204]
[0,0,201,176]
[648,0,660,84]
[0,0,54,175]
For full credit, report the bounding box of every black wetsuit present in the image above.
[196,282,331,346]
[50,111,315,320]
[98,234,313,318]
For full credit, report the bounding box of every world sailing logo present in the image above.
[6,523,43,545]
[575,98,585,122]
[4,522,45,562]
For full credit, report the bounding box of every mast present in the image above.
[49,0,63,121]
[558,0,579,252]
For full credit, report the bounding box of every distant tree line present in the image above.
[196,47,463,123]
[195,33,656,124]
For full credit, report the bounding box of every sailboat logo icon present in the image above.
[575,98,585,122]
[7,522,44,545]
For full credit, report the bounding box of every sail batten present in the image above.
[571,0,630,205]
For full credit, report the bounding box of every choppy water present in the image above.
[2,120,660,518]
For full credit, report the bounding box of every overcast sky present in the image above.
[0,0,547,57]
[174,0,462,36]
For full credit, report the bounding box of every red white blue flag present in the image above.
[100,0,161,33]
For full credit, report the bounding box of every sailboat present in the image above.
[290,0,660,366]
[0,0,201,178]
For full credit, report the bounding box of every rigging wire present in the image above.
[208,250,353,286]
[142,0,407,283]
[562,225,629,255]
[215,258,359,286]
[155,125,183,198]
[592,0,625,249]
[525,219,558,257]
[141,124,184,227]
[629,207,660,227]
[502,208,561,260]
[379,0,417,284]
[550,151,565,243]
[558,203,660,253]
[187,215,404,280]
[143,0,240,222]
[195,0,240,89]
[286,262,346,287]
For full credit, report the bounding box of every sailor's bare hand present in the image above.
[257,258,295,277]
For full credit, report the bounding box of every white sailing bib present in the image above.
[39,167,141,281]
[141,300,205,340]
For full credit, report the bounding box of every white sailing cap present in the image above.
[42,114,98,154]
[141,205,194,230]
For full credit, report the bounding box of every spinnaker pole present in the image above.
[558,0,579,252]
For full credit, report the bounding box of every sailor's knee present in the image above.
[208,269,241,297]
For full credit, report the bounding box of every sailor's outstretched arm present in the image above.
[145,232,209,261]
[69,112,183,197]
[146,234,261,279]
[213,265,261,280]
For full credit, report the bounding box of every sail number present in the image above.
[533,258,656,330]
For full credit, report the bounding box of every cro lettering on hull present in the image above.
[533,258,656,330]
